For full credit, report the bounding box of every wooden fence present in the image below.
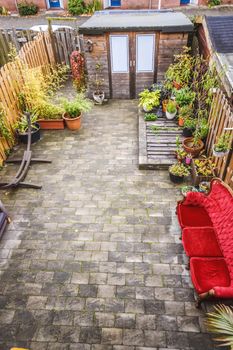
[0,32,56,164]
[0,28,83,67]
[206,89,233,189]
[53,28,83,65]
[0,29,38,66]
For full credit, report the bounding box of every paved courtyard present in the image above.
[0,100,216,349]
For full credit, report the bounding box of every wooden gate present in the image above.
[206,89,233,189]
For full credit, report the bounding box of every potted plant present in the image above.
[175,136,186,163]
[178,105,192,127]
[92,62,105,104]
[183,130,204,158]
[192,157,216,185]
[33,102,65,130]
[139,89,160,112]
[183,118,196,137]
[150,83,170,112]
[206,304,233,350]
[165,47,194,90]
[14,113,40,144]
[184,153,192,165]
[144,113,158,121]
[166,100,177,120]
[198,118,209,143]
[174,87,196,108]
[169,162,190,184]
[213,133,231,158]
[62,93,93,130]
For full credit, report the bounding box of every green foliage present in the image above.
[139,89,160,111]
[194,157,216,176]
[206,304,233,348]
[144,113,158,121]
[33,102,64,120]
[68,0,86,15]
[0,6,9,15]
[214,133,231,152]
[0,106,12,141]
[166,100,177,114]
[174,87,196,107]
[165,47,194,88]
[183,118,196,130]
[169,163,190,177]
[18,64,68,120]
[17,1,39,16]
[178,105,193,119]
[198,118,209,139]
[84,0,102,14]
[62,93,93,118]
[8,43,17,62]
[14,113,38,133]
[208,0,221,7]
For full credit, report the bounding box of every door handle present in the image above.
[130,60,132,67]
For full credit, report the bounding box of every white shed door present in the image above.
[136,34,155,72]
[110,35,129,73]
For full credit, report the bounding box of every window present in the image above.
[136,34,155,73]
[110,35,129,73]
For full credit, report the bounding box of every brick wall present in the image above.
[107,0,180,9]
[0,0,68,12]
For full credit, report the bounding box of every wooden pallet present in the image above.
[138,108,184,170]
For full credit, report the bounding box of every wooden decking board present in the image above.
[138,107,184,170]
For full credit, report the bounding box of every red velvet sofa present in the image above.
[177,178,233,305]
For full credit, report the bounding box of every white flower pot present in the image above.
[143,104,153,113]
[93,91,105,104]
[213,148,229,158]
[166,110,177,120]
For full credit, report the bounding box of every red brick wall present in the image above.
[0,0,68,12]
[0,0,17,11]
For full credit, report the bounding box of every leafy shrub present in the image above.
[68,0,86,15]
[208,0,221,7]
[0,6,9,15]
[70,51,86,91]
[62,93,93,118]
[84,0,102,14]
[17,1,39,16]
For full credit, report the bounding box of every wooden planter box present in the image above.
[191,159,215,186]
[38,119,65,130]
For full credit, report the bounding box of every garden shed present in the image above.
[79,10,193,99]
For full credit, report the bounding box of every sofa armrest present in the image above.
[183,191,206,207]
[213,286,233,298]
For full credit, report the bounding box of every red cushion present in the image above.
[177,203,213,228]
[190,257,230,294]
[182,227,222,257]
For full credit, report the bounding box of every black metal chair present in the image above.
[0,112,52,190]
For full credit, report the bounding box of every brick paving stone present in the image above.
[0,96,214,349]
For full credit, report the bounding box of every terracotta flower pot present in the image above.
[162,99,168,113]
[38,119,65,130]
[63,112,81,131]
[178,117,184,127]
[182,137,204,158]
[173,81,182,90]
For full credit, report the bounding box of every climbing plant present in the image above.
[70,51,86,91]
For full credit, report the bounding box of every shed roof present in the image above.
[79,10,193,35]
[205,16,233,97]
[206,16,233,54]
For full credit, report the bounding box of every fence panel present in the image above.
[206,89,233,188]
[0,32,56,165]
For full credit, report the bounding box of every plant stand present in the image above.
[0,113,51,190]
